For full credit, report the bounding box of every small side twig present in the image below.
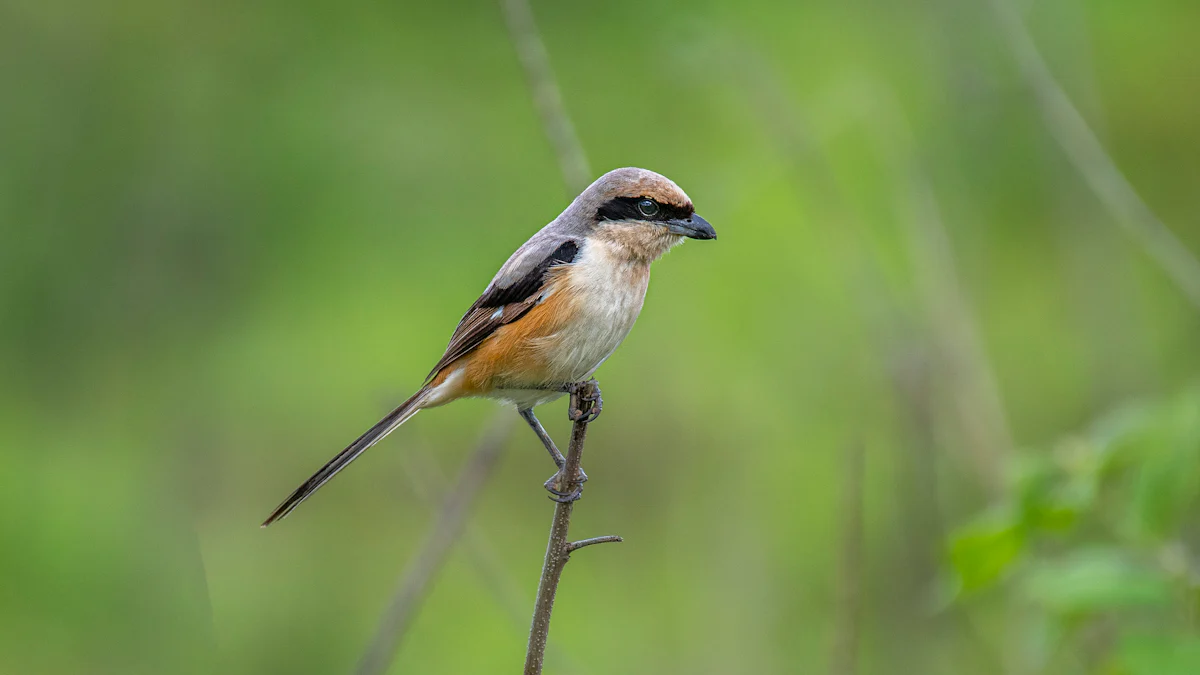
[524,382,621,675]
[566,536,623,553]
[355,414,513,675]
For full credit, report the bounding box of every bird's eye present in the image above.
[637,199,659,218]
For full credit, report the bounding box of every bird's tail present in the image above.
[261,387,430,527]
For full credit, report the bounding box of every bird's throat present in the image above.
[593,222,685,263]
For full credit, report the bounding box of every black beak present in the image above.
[666,214,717,240]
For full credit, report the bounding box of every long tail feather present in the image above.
[261,388,429,526]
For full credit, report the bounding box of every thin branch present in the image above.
[567,536,623,553]
[355,414,514,675]
[499,0,592,194]
[987,0,1200,311]
[524,382,621,675]
[828,442,865,675]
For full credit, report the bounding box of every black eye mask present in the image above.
[595,196,693,223]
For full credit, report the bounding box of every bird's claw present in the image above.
[549,487,584,503]
[566,380,603,423]
[544,467,588,503]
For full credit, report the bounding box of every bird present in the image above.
[261,167,716,526]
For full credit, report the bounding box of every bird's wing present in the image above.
[426,234,580,380]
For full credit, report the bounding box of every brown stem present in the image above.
[355,414,513,675]
[523,382,621,675]
[402,440,588,675]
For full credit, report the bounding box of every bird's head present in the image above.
[564,167,715,261]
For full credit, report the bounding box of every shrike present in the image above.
[262,167,716,526]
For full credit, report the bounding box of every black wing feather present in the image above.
[478,240,578,308]
[425,240,579,380]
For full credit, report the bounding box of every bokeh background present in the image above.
[3,0,1200,673]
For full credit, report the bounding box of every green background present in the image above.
[3,0,1199,673]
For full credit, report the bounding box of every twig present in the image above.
[828,442,865,675]
[566,536,623,552]
[355,414,514,675]
[987,0,1200,311]
[524,382,621,675]
[499,0,592,194]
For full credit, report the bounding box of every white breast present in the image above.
[533,238,651,383]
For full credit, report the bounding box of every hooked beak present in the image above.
[665,214,717,240]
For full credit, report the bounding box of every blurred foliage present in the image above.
[1,0,1199,673]
[947,386,1200,674]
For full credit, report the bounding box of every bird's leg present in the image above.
[511,380,601,502]
[509,378,603,423]
[543,379,602,502]
[519,407,565,469]
[519,407,587,501]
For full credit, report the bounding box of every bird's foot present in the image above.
[544,466,588,503]
[565,380,603,423]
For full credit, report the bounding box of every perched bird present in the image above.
[262,167,716,526]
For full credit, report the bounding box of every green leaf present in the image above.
[948,512,1025,593]
[1087,400,1161,472]
[1127,393,1200,540]
[1021,548,1173,615]
[1010,449,1093,533]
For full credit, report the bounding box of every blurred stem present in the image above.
[500,0,592,194]
[987,0,1200,311]
[888,132,1010,499]
[739,55,1011,495]
[828,442,865,675]
[731,54,1009,670]
[830,80,1012,498]
[355,414,513,675]
[524,383,621,675]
